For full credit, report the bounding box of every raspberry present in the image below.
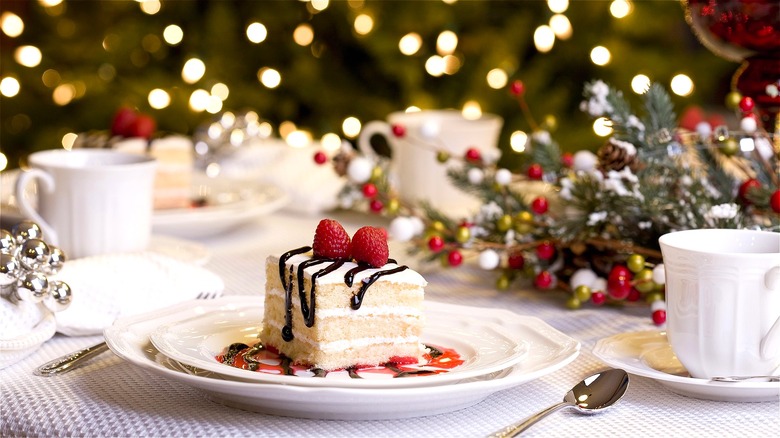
[351,226,389,268]
[312,219,352,260]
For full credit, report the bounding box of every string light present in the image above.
[257,67,281,88]
[462,101,482,120]
[547,0,569,14]
[52,83,76,105]
[1,12,24,37]
[486,68,508,89]
[354,14,373,35]
[631,74,651,94]
[1,77,20,97]
[211,82,229,101]
[510,130,528,153]
[163,24,183,45]
[342,116,361,138]
[321,133,342,151]
[533,25,555,53]
[670,73,694,96]
[590,46,611,66]
[139,0,161,15]
[61,132,78,150]
[399,33,422,56]
[436,30,458,55]
[189,89,210,112]
[610,0,632,19]
[246,22,268,43]
[148,88,171,109]
[182,58,206,84]
[549,14,572,40]
[15,46,42,68]
[593,117,613,137]
[294,24,314,46]
[425,55,446,77]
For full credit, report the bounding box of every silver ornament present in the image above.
[19,238,50,271]
[44,280,72,312]
[16,272,49,303]
[45,246,67,275]
[11,220,43,244]
[0,252,20,287]
[0,229,15,254]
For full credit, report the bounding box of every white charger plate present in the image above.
[149,302,530,388]
[104,296,580,420]
[593,330,780,402]
[1,170,289,238]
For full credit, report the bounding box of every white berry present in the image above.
[651,299,667,312]
[695,121,712,138]
[652,264,666,285]
[570,268,598,289]
[573,150,598,172]
[478,249,500,270]
[409,216,425,236]
[389,217,415,242]
[467,167,484,184]
[740,116,757,134]
[591,277,607,292]
[494,168,512,186]
[347,157,373,183]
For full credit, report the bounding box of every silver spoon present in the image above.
[491,368,629,437]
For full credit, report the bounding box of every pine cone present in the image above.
[331,150,353,177]
[597,139,640,173]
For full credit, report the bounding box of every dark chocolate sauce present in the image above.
[276,248,410,341]
[350,265,409,310]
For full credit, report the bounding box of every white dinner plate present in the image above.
[149,302,530,388]
[104,296,580,420]
[1,170,289,238]
[593,331,780,402]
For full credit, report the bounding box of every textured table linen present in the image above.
[2,211,778,437]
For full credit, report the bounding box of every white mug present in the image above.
[15,149,157,259]
[358,109,502,215]
[659,229,780,378]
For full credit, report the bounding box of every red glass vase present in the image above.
[684,0,780,132]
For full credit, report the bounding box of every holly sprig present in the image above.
[314,79,779,326]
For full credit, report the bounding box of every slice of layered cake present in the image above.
[259,220,427,371]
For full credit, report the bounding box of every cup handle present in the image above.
[15,168,58,245]
[760,266,780,360]
[357,120,394,160]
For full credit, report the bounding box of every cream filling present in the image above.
[266,287,423,317]
[264,319,420,352]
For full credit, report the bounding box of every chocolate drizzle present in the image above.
[277,248,410,342]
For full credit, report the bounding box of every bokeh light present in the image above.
[182,58,206,84]
[163,24,183,45]
[549,14,572,40]
[1,12,24,37]
[258,67,281,88]
[1,77,20,97]
[399,33,422,55]
[593,117,613,137]
[294,24,314,46]
[510,131,528,153]
[342,116,361,138]
[534,25,555,53]
[670,73,694,96]
[15,46,42,67]
[148,88,171,109]
[189,89,210,112]
[610,0,632,18]
[246,22,267,43]
[321,133,341,151]
[462,101,482,120]
[436,30,458,55]
[486,68,508,89]
[590,46,611,66]
[61,132,78,150]
[354,14,373,35]
[547,0,569,13]
[631,74,651,94]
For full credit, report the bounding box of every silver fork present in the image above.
[33,291,222,377]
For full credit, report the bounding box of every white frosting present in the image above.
[273,253,427,287]
[266,286,422,317]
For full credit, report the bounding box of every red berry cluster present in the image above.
[110,107,156,139]
[312,219,389,268]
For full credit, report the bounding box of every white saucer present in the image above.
[1,169,289,239]
[149,302,530,388]
[593,331,780,402]
[105,296,581,420]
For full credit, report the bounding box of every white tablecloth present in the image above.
[1,211,778,437]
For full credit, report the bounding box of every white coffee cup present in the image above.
[15,149,157,259]
[358,109,502,215]
[658,229,780,378]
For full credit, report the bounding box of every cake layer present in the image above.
[259,251,426,370]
